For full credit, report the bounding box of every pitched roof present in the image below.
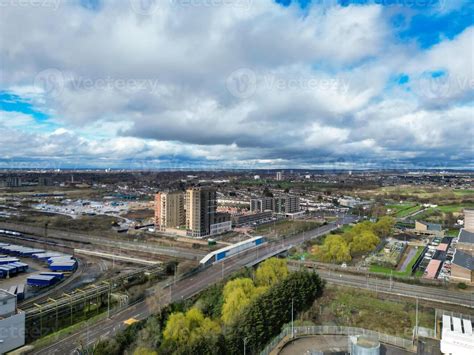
[452,250,474,271]
[458,229,474,244]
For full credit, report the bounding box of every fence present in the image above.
[260,325,415,355]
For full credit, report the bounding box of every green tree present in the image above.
[255,258,288,287]
[313,235,351,262]
[162,308,221,351]
[133,347,157,355]
[221,278,266,325]
[226,270,325,354]
[372,216,395,237]
[349,230,380,254]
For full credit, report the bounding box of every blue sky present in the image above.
[0,0,472,169]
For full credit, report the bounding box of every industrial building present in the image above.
[155,191,185,231]
[456,229,474,253]
[0,290,25,354]
[451,250,473,284]
[441,314,473,354]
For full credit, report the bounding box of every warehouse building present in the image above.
[451,250,473,284]
[0,290,25,354]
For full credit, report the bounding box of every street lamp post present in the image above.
[291,298,294,338]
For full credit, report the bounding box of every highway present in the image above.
[32,218,350,354]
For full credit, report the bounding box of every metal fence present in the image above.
[260,325,414,355]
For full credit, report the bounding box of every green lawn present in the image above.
[437,203,474,213]
[369,247,422,277]
[453,189,474,196]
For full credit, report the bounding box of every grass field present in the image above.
[453,189,474,196]
[369,246,422,277]
[436,203,474,213]
[305,286,434,338]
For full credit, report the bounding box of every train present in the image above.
[200,236,265,267]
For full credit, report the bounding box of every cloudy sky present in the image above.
[0,0,473,170]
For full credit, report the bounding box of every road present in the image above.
[32,217,352,354]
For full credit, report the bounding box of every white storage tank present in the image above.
[349,335,380,355]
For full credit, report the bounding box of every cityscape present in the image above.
[0,1,473,355]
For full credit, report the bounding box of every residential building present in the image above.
[231,211,273,227]
[186,187,217,238]
[250,197,274,213]
[38,176,53,186]
[155,191,185,231]
[1,177,22,188]
[274,195,300,214]
[210,212,232,235]
[276,171,283,181]
[0,290,25,354]
[251,195,300,214]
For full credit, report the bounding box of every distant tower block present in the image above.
[276,171,283,181]
[464,209,474,232]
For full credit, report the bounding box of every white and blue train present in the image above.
[200,236,264,267]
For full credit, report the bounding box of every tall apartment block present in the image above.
[250,197,275,212]
[250,195,299,214]
[155,191,185,231]
[186,187,217,237]
[276,171,283,181]
[274,195,300,214]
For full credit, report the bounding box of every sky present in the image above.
[0,0,473,170]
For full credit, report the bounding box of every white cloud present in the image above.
[0,1,472,168]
